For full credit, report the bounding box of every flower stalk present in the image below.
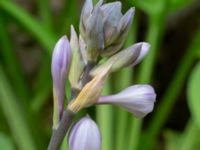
[48,0,157,149]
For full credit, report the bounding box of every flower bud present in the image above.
[68,116,101,150]
[68,63,112,113]
[97,85,156,117]
[90,42,150,76]
[79,35,87,65]
[69,25,85,90]
[80,0,104,62]
[100,7,135,57]
[101,2,122,46]
[51,35,71,128]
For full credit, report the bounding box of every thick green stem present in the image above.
[96,77,113,150]
[114,69,133,150]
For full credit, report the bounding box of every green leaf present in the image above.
[0,66,36,150]
[187,62,200,128]
[0,133,15,150]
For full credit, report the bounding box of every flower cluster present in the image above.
[50,0,156,149]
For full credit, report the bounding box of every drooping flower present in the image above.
[68,116,101,150]
[97,85,156,117]
[51,35,71,128]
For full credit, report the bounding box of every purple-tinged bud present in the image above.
[101,2,122,46]
[68,116,101,150]
[80,0,104,62]
[100,7,135,57]
[51,35,71,128]
[90,42,150,76]
[97,85,156,117]
[130,42,150,66]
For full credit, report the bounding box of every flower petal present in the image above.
[68,116,101,150]
[98,85,156,117]
[51,35,71,127]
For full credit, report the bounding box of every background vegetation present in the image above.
[0,0,200,149]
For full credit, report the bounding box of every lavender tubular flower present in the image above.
[51,35,71,129]
[90,42,150,76]
[97,85,156,117]
[68,116,101,150]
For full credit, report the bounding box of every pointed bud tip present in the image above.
[131,42,150,66]
[68,116,101,150]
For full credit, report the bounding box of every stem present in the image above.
[48,110,74,150]
[115,15,137,150]
[81,63,96,86]
[96,77,113,150]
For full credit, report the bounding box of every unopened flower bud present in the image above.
[69,25,85,90]
[101,7,135,57]
[68,63,112,113]
[90,42,150,76]
[68,116,101,150]
[101,2,122,46]
[80,0,104,62]
[51,36,71,128]
[79,35,87,65]
[97,85,156,117]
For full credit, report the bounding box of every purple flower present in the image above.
[68,116,101,150]
[51,35,71,127]
[97,85,156,117]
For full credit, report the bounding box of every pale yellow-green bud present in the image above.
[69,25,85,90]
